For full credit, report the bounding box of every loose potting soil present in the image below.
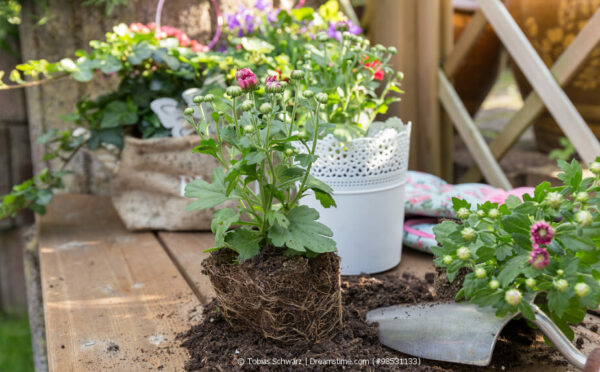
[179,271,583,371]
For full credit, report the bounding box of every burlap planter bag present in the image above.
[111,135,220,231]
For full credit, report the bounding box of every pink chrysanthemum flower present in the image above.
[529,244,549,270]
[236,68,258,91]
[530,221,554,245]
[264,75,283,93]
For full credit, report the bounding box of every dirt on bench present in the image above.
[179,271,595,371]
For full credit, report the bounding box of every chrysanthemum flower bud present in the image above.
[243,125,255,133]
[259,103,273,114]
[226,86,243,98]
[554,279,569,292]
[285,148,294,156]
[545,192,563,208]
[488,209,499,219]
[183,107,194,116]
[241,100,254,111]
[461,227,476,241]
[475,268,486,279]
[193,95,204,104]
[489,280,500,290]
[525,278,536,288]
[235,68,258,91]
[291,70,305,80]
[477,210,486,217]
[505,289,522,306]
[574,282,590,297]
[302,89,314,99]
[442,255,453,265]
[335,21,349,32]
[388,46,397,54]
[457,208,470,219]
[576,210,593,226]
[557,269,564,276]
[203,94,215,102]
[316,92,329,104]
[590,161,600,175]
[297,130,308,140]
[457,247,470,261]
[317,33,329,42]
[575,192,589,202]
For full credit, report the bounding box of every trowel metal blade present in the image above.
[366,302,515,366]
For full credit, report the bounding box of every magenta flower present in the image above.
[236,68,258,91]
[530,221,554,245]
[264,74,283,92]
[529,244,549,270]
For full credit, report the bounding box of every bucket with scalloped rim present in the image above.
[302,117,412,275]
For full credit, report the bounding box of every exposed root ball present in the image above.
[202,249,342,344]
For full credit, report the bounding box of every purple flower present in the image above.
[327,22,341,40]
[255,0,269,11]
[530,221,554,245]
[226,14,241,30]
[529,244,549,270]
[267,9,279,23]
[348,21,362,35]
[236,68,258,91]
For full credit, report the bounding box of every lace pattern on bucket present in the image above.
[309,122,411,191]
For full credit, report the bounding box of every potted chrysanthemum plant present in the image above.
[433,159,600,341]
[297,22,410,275]
[183,68,342,343]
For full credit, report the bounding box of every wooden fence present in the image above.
[370,0,600,189]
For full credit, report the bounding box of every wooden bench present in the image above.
[31,194,435,371]
[29,194,600,371]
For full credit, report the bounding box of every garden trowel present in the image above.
[366,302,600,371]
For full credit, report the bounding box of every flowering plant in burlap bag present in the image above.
[433,159,600,340]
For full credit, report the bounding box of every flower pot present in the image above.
[111,135,225,231]
[202,248,343,343]
[303,120,412,275]
[505,0,600,152]
[452,0,502,116]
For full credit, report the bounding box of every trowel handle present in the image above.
[532,305,600,371]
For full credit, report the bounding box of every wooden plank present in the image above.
[0,227,28,312]
[339,0,360,27]
[158,231,435,300]
[440,0,455,182]
[438,69,512,189]
[22,224,49,372]
[369,0,421,171]
[477,0,600,164]
[461,8,600,183]
[39,195,203,371]
[157,232,216,305]
[443,9,488,78]
[416,0,442,176]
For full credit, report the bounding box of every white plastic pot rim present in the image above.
[329,178,407,195]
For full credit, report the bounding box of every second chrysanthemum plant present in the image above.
[183,68,337,261]
[433,159,600,340]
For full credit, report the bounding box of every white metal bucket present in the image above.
[303,118,411,275]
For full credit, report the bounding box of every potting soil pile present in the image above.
[179,272,593,371]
